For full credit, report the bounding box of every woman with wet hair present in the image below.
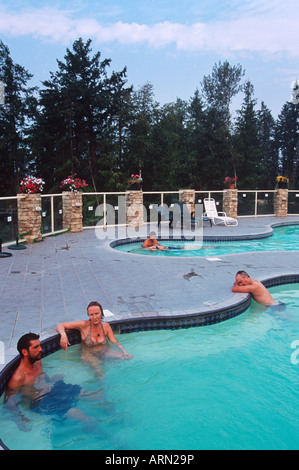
[57,301,132,360]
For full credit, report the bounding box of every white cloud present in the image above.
[0,2,298,57]
[0,6,75,42]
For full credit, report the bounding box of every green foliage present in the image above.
[1,41,299,196]
[0,40,37,195]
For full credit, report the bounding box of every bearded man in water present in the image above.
[7,333,43,391]
[5,333,93,432]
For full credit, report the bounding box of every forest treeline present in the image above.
[0,37,298,196]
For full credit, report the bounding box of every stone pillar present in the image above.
[17,193,42,243]
[223,189,238,219]
[179,190,195,213]
[274,189,288,217]
[62,191,83,232]
[126,190,144,228]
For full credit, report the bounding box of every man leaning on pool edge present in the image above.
[232,271,286,309]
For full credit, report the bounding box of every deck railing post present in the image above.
[179,190,195,213]
[126,190,144,228]
[17,193,43,243]
[62,191,83,232]
[274,189,288,217]
[223,189,238,219]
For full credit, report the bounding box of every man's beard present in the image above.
[29,353,42,364]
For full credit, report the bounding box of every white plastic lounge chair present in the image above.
[203,198,238,226]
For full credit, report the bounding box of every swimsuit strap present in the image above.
[86,321,93,341]
[82,321,93,346]
[84,320,108,346]
[100,321,107,341]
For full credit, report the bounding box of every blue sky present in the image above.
[0,0,298,117]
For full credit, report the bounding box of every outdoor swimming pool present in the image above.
[1,283,299,450]
[114,225,299,257]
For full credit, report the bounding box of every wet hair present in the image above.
[17,333,40,358]
[87,301,104,317]
[236,271,250,278]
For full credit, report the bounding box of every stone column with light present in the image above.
[17,193,43,243]
[274,189,288,217]
[62,191,83,232]
[223,189,238,219]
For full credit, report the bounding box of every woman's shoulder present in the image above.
[102,320,112,331]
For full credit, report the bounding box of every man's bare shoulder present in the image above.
[252,279,266,290]
[7,367,26,390]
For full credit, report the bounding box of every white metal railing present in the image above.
[0,194,66,245]
[236,190,276,218]
[1,190,299,244]
[288,190,299,216]
[81,190,277,227]
[41,194,66,236]
[0,196,20,245]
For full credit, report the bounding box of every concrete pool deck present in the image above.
[1,216,299,368]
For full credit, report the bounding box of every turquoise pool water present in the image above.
[114,225,299,257]
[1,284,299,450]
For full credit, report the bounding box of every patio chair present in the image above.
[203,198,238,226]
[157,202,212,228]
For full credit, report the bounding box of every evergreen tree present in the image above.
[2,42,298,195]
[0,41,37,195]
[124,83,159,188]
[32,38,131,192]
[276,101,299,186]
[188,89,208,189]
[257,101,279,188]
[234,81,262,188]
[150,99,191,190]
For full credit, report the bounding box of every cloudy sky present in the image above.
[0,0,298,117]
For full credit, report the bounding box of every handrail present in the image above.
[0,195,25,200]
[1,190,299,243]
[0,189,290,202]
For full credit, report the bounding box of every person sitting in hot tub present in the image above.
[5,333,85,431]
[143,232,168,250]
[57,301,132,359]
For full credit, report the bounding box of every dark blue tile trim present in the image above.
[109,295,251,333]
[0,439,9,451]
